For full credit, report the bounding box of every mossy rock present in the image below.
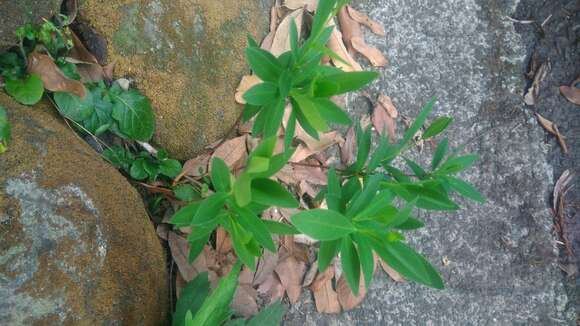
[79,0,271,159]
[0,93,168,325]
[0,0,63,51]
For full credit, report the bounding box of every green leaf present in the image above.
[229,221,257,269]
[284,109,297,150]
[318,239,340,272]
[129,159,148,180]
[263,97,286,138]
[326,168,343,212]
[170,202,201,227]
[290,18,299,55]
[313,98,352,125]
[431,137,448,170]
[347,174,382,218]
[313,71,378,97]
[250,136,277,158]
[372,240,444,289]
[293,93,329,132]
[82,89,113,135]
[403,157,428,179]
[235,205,277,252]
[53,90,95,122]
[341,177,362,208]
[309,0,336,40]
[159,159,182,178]
[353,234,374,288]
[422,117,452,139]
[444,177,485,203]
[246,47,282,82]
[290,209,355,241]
[111,89,155,141]
[384,181,459,211]
[211,158,231,193]
[340,237,361,295]
[251,178,299,208]
[355,190,395,220]
[192,192,228,227]
[246,156,270,174]
[436,154,479,175]
[188,231,211,263]
[243,82,278,106]
[394,217,425,230]
[351,122,372,173]
[293,98,320,140]
[234,174,252,207]
[400,97,436,146]
[173,184,200,202]
[191,261,242,325]
[0,105,10,152]
[263,220,299,235]
[247,300,286,326]
[242,103,262,123]
[172,272,210,326]
[5,74,44,105]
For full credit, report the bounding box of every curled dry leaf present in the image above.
[68,32,105,83]
[337,6,362,53]
[372,95,398,142]
[535,113,568,154]
[235,75,261,104]
[336,275,367,311]
[351,37,388,67]
[27,53,86,98]
[346,6,386,36]
[271,9,304,57]
[302,260,319,287]
[559,79,580,106]
[326,24,362,72]
[211,135,249,171]
[380,259,405,283]
[340,126,356,165]
[553,169,574,211]
[310,266,341,314]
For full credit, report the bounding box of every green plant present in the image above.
[176,262,285,326]
[103,145,182,182]
[0,105,9,153]
[170,0,484,303]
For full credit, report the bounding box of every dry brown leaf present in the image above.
[283,0,318,11]
[175,271,187,299]
[380,259,405,283]
[327,25,362,72]
[253,250,279,286]
[235,75,261,104]
[176,153,211,181]
[271,9,304,57]
[340,126,356,165]
[560,84,580,106]
[257,273,286,304]
[27,53,86,98]
[232,284,259,317]
[337,6,362,53]
[310,266,341,313]
[535,113,568,154]
[156,223,170,240]
[553,169,574,212]
[351,37,388,67]
[524,62,549,105]
[275,250,307,303]
[346,6,386,36]
[68,32,105,83]
[372,95,397,142]
[216,227,232,257]
[168,232,207,282]
[336,275,367,311]
[211,135,248,171]
[302,261,319,287]
[291,130,343,163]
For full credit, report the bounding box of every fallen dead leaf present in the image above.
[346,6,386,36]
[336,275,367,311]
[211,135,248,171]
[310,266,341,313]
[380,259,405,283]
[216,227,233,257]
[535,113,568,154]
[340,126,356,165]
[351,37,388,67]
[559,78,580,105]
[275,249,307,303]
[175,153,211,182]
[27,52,86,98]
[283,0,318,11]
[553,169,575,212]
[372,95,398,141]
[257,273,286,304]
[235,75,261,104]
[68,32,105,83]
[271,9,304,57]
[326,24,362,71]
[232,284,259,317]
[524,62,549,106]
[302,261,319,287]
[253,250,279,286]
[168,232,210,282]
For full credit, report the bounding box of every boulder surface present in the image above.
[0,93,168,325]
[80,0,271,159]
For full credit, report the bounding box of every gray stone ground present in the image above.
[285,0,576,324]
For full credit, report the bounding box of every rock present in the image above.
[0,93,168,325]
[0,0,63,51]
[284,0,574,324]
[79,0,271,159]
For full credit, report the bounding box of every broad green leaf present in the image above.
[422,117,453,139]
[188,231,211,263]
[129,159,148,180]
[401,97,436,146]
[394,217,425,230]
[247,34,259,48]
[251,178,299,208]
[318,239,340,272]
[242,103,262,123]
[5,74,44,105]
[243,82,278,106]
[293,98,320,140]
[229,221,257,269]
[436,154,479,175]
[159,159,182,178]
[431,137,448,170]
[170,202,201,227]
[191,192,228,227]
[346,174,382,218]
[263,220,299,235]
[341,177,361,207]
[250,136,277,158]
[353,234,374,288]
[313,98,352,125]
[234,174,252,207]
[340,237,361,295]
[372,240,444,289]
[445,177,485,203]
[326,168,343,212]
[384,182,459,211]
[111,89,155,141]
[293,93,329,132]
[355,190,395,219]
[246,156,270,174]
[263,97,286,138]
[184,311,194,326]
[246,47,282,82]
[211,158,231,193]
[236,206,276,252]
[0,105,10,153]
[252,150,295,179]
[82,90,113,135]
[313,71,378,97]
[191,261,242,325]
[173,184,199,202]
[290,18,299,55]
[247,300,286,326]
[290,209,355,241]
[54,90,94,122]
[172,272,210,326]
